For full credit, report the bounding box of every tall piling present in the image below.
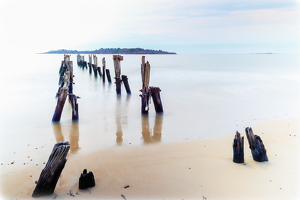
[113,55,123,95]
[140,56,150,114]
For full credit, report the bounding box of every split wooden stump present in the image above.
[233,131,244,163]
[79,169,95,189]
[245,127,268,162]
[52,87,68,122]
[122,75,131,94]
[32,141,70,198]
[149,87,163,113]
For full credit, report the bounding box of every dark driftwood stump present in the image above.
[52,87,68,122]
[149,87,163,113]
[245,127,268,162]
[122,75,131,94]
[32,141,70,198]
[97,67,102,77]
[79,169,95,189]
[106,69,112,83]
[233,131,244,163]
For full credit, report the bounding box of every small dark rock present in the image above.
[124,185,129,189]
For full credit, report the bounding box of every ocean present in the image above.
[0,53,299,162]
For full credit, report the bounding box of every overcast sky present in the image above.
[0,0,299,54]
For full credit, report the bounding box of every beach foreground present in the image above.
[1,118,299,200]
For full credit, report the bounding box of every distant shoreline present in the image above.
[251,53,278,54]
[40,48,176,55]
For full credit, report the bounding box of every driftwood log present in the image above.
[245,127,268,162]
[122,75,131,94]
[79,169,95,189]
[233,131,244,163]
[149,87,163,113]
[32,141,70,198]
[106,69,112,83]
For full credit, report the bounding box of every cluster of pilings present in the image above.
[77,55,87,68]
[140,56,163,115]
[52,54,80,122]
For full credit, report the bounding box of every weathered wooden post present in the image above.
[69,94,79,121]
[102,57,106,83]
[88,55,92,74]
[233,131,244,163]
[97,67,102,77]
[113,55,123,95]
[245,127,268,162]
[149,87,163,112]
[106,69,112,83]
[52,72,69,122]
[68,61,74,95]
[92,55,98,77]
[32,141,70,198]
[140,56,150,114]
[79,169,95,189]
[122,75,131,94]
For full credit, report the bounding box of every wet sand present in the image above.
[1,118,299,200]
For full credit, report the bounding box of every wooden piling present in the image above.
[32,141,70,198]
[140,56,151,114]
[97,67,102,77]
[70,94,79,121]
[122,75,131,94]
[149,87,163,113]
[68,61,73,95]
[233,131,244,163]
[106,69,112,83]
[52,73,69,122]
[245,127,268,162]
[113,55,123,94]
[102,57,106,83]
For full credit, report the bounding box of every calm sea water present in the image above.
[0,54,299,161]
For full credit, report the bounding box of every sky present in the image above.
[0,0,299,54]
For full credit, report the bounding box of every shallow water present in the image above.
[0,53,299,162]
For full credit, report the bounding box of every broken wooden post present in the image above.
[79,169,95,189]
[140,56,150,114]
[88,55,92,74]
[245,127,268,162]
[233,131,244,163]
[92,55,98,77]
[32,141,70,198]
[113,55,123,95]
[97,67,102,77]
[122,75,131,94]
[102,57,106,83]
[149,87,163,113]
[68,61,74,95]
[52,72,69,122]
[106,69,112,83]
[69,94,79,121]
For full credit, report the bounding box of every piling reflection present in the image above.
[141,114,163,144]
[116,96,123,145]
[52,122,79,154]
[69,122,79,153]
[52,122,64,143]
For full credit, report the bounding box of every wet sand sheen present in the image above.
[1,118,299,199]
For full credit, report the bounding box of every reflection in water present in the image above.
[52,122,64,143]
[116,96,123,145]
[115,95,131,145]
[141,114,163,144]
[52,122,79,154]
[69,122,80,153]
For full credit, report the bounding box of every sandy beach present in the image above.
[1,118,299,200]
